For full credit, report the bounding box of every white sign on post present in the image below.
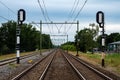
[102,38,105,46]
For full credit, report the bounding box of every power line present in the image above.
[73,0,88,21]
[38,0,48,21]
[41,0,51,21]
[59,0,79,33]
[38,0,52,33]
[0,15,10,21]
[41,0,60,33]
[0,1,16,15]
[66,0,88,33]
[42,0,61,33]
[68,0,79,21]
[38,0,60,34]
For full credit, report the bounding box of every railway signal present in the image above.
[16,9,26,64]
[96,11,105,48]
[18,9,26,22]
[96,11,104,28]
[96,11,105,67]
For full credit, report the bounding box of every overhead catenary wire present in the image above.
[66,0,88,33]
[67,0,79,21]
[0,1,17,22]
[0,1,16,15]
[0,15,10,21]
[59,0,79,33]
[38,0,48,22]
[37,0,52,34]
[73,0,88,22]
[42,0,60,33]
[38,0,61,34]
[42,0,59,32]
[41,0,51,21]
[56,0,79,33]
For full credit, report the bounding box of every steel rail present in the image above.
[11,50,56,80]
[0,52,39,66]
[69,53,113,80]
[62,51,86,80]
[39,51,56,80]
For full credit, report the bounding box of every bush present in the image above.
[61,44,76,51]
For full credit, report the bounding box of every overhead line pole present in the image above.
[76,20,79,56]
[31,21,79,55]
[40,20,42,55]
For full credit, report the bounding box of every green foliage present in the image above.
[106,33,120,45]
[0,21,16,54]
[96,33,120,50]
[61,44,76,51]
[75,23,99,53]
[61,42,76,51]
[0,21,53,55]
[42,34,52,49]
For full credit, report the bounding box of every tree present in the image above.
[0,21,16,54]
[0,21,53,55]
[42,34,52,49]
[60,42,76,51]
[75,23,99,53]
[76,28,93,52]
[106,33,120,45]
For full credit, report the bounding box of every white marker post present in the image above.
[16,9,25,64]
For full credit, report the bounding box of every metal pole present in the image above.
[76,20,79,56]
[49,36,50,52]
[92,25,94,54]
[102,23,105,52]
[101,23,105,67]
[40,20,42,55]
[67,35,68,53]
[16,21,21,64]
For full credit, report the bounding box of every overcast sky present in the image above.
[0,0,120,44]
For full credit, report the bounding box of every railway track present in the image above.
[12,49,57,80]
[40,49,81,80]
[0,52,40,66]
[12,49,83,80]
[12,49,114,80]
[63,51,113,80]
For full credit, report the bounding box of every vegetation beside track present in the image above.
[69,51,120,76]
[0,49,48,60]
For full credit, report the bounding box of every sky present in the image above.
[0,0,120,45]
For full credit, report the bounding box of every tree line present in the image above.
[61,23,120,53]
[0,21,53,55]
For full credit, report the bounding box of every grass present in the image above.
[0,51,34,60]
[105,54,120,67]
[0,49,48,61]
[69,51,120,75]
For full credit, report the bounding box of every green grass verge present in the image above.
[70,51,120,74]
[0,49,48,61]
[78,52,120,74]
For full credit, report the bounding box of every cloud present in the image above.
[0,0,120,42]
[105,24,120,34]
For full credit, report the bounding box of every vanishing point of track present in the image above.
[12,49,113,80]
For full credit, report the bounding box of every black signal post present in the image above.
[96,11,105,67]
[16,9,26,64]
[96,11,105,52]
